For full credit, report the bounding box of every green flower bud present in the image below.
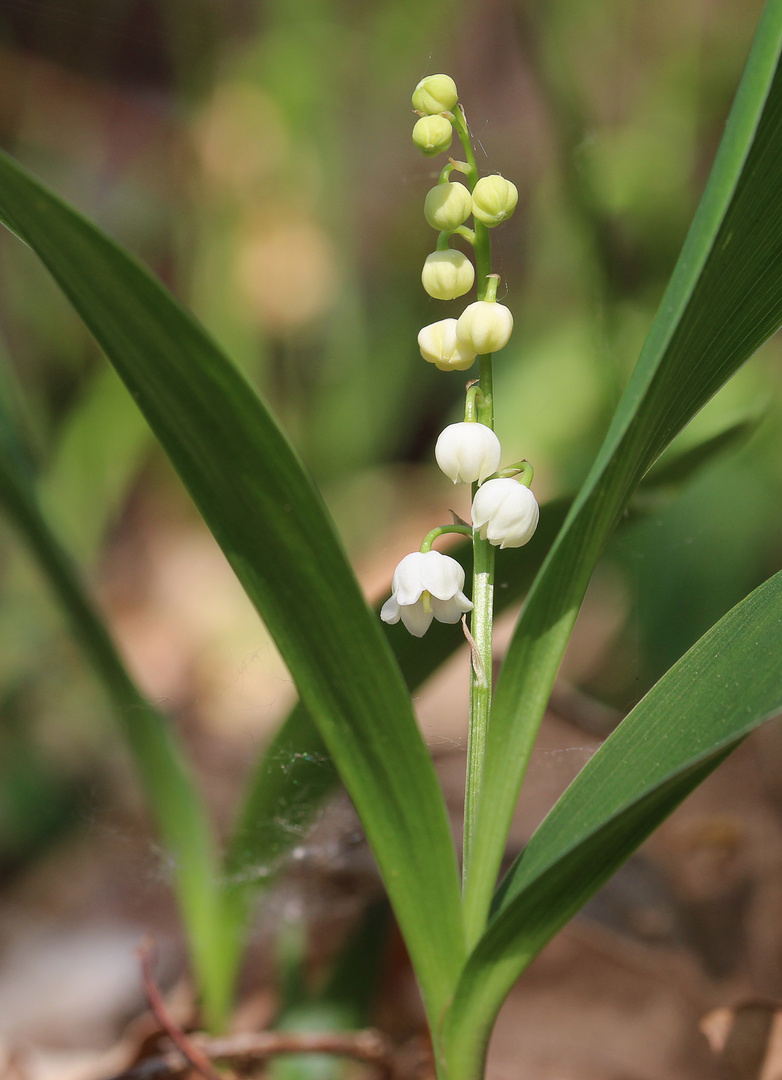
[422,250,475,300]
[472,175,518,227]
[456,300,514,354]
[412,74,458,115]
[412,115,453,157]
[418,318,477,372]
[424,182,472,232]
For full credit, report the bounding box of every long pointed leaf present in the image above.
[442,568,782,1077]
[0,152,464,1022]
[0,392,228,1024]
[465,0,782,938]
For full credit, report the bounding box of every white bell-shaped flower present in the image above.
[422,250,475,300]
[456,300,513,355]
[380,550,472,637]
[471,478,539,549]
[435,422,501,484]
[418,318,477,371]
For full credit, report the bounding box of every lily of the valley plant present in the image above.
[0,12,782,1079]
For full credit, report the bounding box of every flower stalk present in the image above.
[450,105,498,891]
[403,73,535,931]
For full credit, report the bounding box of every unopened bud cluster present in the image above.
[410,74,518,369]
[382,76,539,638]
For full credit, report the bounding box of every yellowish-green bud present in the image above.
[424,182,472,232]
[418,318,477,372]
[412,74,458,115]
[422,250,475,300]
[456,300,514,354]
[472,175,519,227]
[412,115,453,157]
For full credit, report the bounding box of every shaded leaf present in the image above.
[0,150,463,1023]
[0,387,227,1023]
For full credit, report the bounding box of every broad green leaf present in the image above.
[0,151,463,1023]
[442,568,782,1077]
[464,0,782,939]
[0,390,227,1024]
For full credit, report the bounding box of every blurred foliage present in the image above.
[0,0,779,877]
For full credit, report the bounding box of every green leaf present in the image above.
[41,364,152,564]
[0,150,463,1023]
[464,0,782,940]
[0,388,227,1025]
[442,568,782,1077]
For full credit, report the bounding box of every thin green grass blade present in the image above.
[41,363,152,563]
[442,569,782,1077]
[464,0,782,940]
[0,390,228,1026]
[0,151,463,1022]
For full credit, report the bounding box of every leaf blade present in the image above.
[0,390,229,1024]
[0,151,465,1019]
[465,0,782,940]
[444,568,782,1074]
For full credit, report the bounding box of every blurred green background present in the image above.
[0,0,779,881]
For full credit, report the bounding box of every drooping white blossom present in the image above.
[471,477,539,549]
[380,550,472,637]
[435,422,501,484]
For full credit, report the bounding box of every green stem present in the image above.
[498,460,534,484]
[439,158,469,183]
[462,520,495,892]
[421,524,473,551]
[464,384,482,422]
[451,106,497,903]
[452,224,476,244]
